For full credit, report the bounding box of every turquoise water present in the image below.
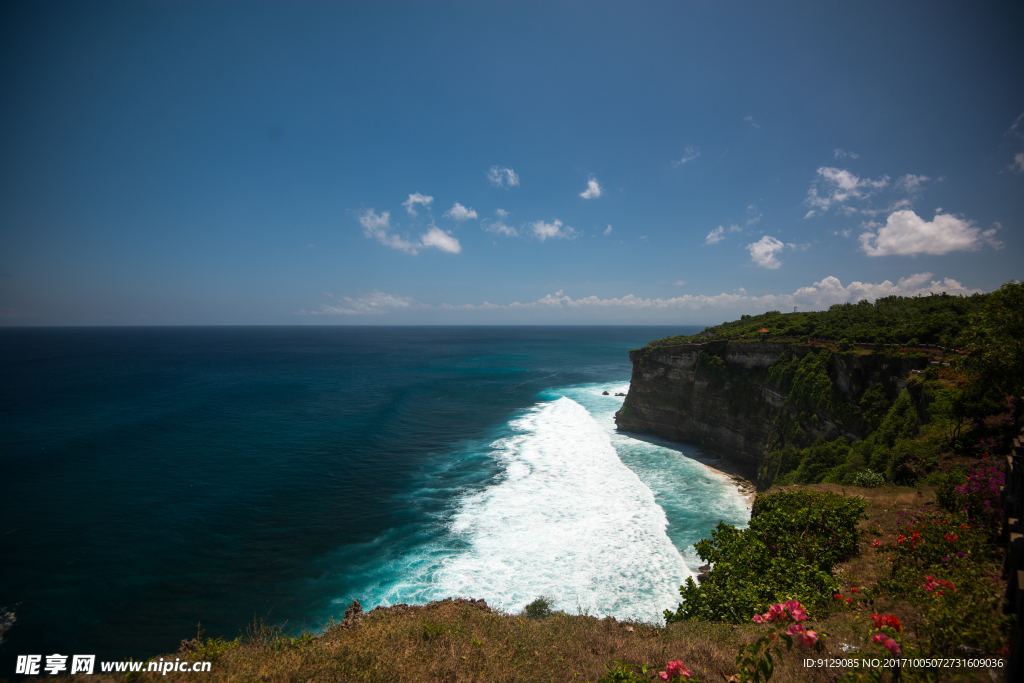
[0,326,749,668]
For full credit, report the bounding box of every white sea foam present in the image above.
[354,385,750,623]
[430,396,691,621]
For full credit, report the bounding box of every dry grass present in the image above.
[44,597,863,683]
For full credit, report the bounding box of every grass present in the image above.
[43,598,860,683]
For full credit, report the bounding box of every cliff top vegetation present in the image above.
[645,292,987,349]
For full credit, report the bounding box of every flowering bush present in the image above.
[921,575,955,596]
[599,659,700,683]
[737,601,823,683]
[950,460,1005,536]
[874,507,1007,658]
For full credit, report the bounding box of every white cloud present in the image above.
[833,149,859,159]
[579,177,602,199]
[358,208,390,232]
[482,209,517,237]
[705,226,726,245]
[318,291,419,315]
[747,235,786,269]
[1012,153,1024,173]
[443,202,478,221]
[1011,113,1024,137]
[674,280,687,286]
[672,145,701,167]
[896,174,930,192]
[531,219,576,241]
[358,209,461,255]
[488,166,520,187]
[859,209,1002,256]
[303,273,984,319]
[421,226,462,253]
[401,192,434,216]
[494,273,981,312]
[805,167,889,216]
[359,209,418,253]
[706,224,741,245]
[484,221,517,237]
[603,225,613,235]
[744,115,760,129]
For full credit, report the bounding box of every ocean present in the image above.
[0,326,750,668]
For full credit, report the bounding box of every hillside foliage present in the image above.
[646,292,986,349]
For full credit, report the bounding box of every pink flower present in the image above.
[871,633,901,655]
[783,600,808,622]
[786,624,818,648]
[659,673,669,681]
[666,660,691,679]
[922,576,956,594]
[755,600,809,624]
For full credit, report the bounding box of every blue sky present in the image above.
[1,1,1022,325]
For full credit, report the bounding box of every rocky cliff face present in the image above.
[614,341,928,488]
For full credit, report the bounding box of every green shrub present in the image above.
[598,661,653,682]
[780,438,850,485]
[523,596,555,619]
[857,383,891,432]
[852,469,885,488]
[873,390,918,449]
[695,350,727,374]
[664,490,867,624]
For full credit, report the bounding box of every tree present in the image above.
[955,282,1024,399]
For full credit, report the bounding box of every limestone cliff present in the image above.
[614,341,929,488]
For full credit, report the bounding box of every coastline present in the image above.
[700,457,757,506]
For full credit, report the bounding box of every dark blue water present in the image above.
[1,325,752,671]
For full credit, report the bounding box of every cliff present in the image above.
[614,341,929,488]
